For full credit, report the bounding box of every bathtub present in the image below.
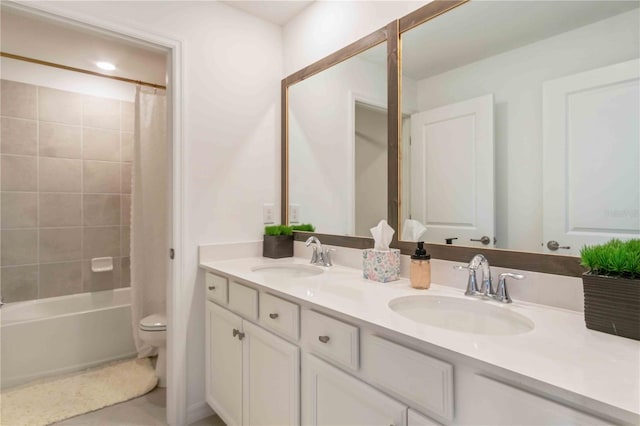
[0,288,137,389]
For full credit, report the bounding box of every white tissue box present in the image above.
[362,249,400,283]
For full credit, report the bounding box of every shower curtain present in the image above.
[131,86,168,357]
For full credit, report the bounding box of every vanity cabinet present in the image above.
[303,353,407,426]
[466,375,615,426]
[206,300,300,426]
[203,268,629,426]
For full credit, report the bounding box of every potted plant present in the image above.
[580,239,640,340]
[263,225,294,259]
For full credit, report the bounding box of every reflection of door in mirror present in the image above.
[399,1,639,253]
[355,101,387,236]
[409,94,495,247]
[543,59,639,255]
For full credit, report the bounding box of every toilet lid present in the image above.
[140,313,166,331]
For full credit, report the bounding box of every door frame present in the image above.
[347,91,387,235]
[5,3,187,425]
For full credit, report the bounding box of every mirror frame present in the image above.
[281,21,397,250]
[281,0,584,277]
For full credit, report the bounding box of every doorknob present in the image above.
[470,236,491,245]
[547,240,570,251]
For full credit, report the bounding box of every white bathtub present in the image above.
[0,288,137,389]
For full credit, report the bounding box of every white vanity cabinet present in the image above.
[205,300,300,426]
[464,375,615,426]
[202,267,632,426]
[303,353,408,426]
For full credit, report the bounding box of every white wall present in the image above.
[412,10,639,251]
[27,1,283,421]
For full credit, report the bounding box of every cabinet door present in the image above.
[303,354,407,426]
[243,321,300,426]
[206,302,243,426]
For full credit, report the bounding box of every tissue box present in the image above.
[362,249,400,283]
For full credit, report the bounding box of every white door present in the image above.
[410,94,495,247]
[206,302,243,426]
[543,60,640,255]
[302,354,407,426]
[243,321,300,426]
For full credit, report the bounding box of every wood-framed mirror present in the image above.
[393,0,639,276]
[281,22,398,249]
[281,0,639,278]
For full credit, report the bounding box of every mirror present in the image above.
[400,1,639,256]
[288,41,388,238]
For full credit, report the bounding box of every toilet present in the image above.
[139,313,167,387]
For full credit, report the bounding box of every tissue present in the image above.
[363,219,399,283]
[401,219,427,242]
[370,220,394,251]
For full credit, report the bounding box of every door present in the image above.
[302,354,407,426]
[243,321,300,426]
[206,302,243,426]
[410,94,495,246]
[543,60,640,254]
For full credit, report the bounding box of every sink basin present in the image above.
[250,263,324,278]
[389,295,534,336]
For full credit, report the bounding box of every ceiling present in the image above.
[1,5,167,86]
[221,1,314,26]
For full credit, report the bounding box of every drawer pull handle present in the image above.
[318,335,330,343]
[208,286,215,290]
[269,313,279,319]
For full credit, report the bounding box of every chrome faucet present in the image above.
[455,255,525,303]
[454,254,494,297]
[305,236,333,267]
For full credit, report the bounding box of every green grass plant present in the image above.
[580,239,640,279]
[291,224,315,232]
[264,225,293,236]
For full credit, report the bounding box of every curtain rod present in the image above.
[1,52,166,90]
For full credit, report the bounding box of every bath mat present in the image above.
[0,357,157,426]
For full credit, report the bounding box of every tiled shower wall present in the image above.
[1,79,133,302]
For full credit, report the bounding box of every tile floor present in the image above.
[53,387,225,426]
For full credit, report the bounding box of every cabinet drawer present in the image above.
[228,281,258,320]
[472,375,614,425]
[302,310,359,370]
[259,293,300,340]
[205,273,228,305]
[363,334,454,421]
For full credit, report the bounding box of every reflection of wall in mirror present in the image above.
[405,9,639,252]
[289,52,386,236]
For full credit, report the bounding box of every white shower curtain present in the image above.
[131,86,168,357]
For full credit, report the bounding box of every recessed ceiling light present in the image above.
[95,61,116,71]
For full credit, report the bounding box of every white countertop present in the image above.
[199,256,640,419]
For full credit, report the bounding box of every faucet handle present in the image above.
[454,265,481,295]
[494,272,525,303]
[454,264,477,271]
[321,248,335,267]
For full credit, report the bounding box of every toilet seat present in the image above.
[140,314,166,332]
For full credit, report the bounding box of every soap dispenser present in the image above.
[410,241,431,289]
